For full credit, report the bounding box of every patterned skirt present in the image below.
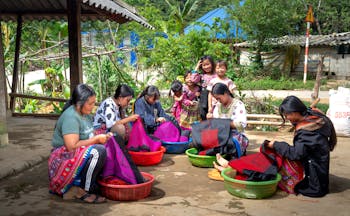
[231,130,249,155]
[179,102,200,129]
[48,145,94,195]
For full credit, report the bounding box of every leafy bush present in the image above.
[270,99,329,114]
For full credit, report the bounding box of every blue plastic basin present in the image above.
[162,138,192,154]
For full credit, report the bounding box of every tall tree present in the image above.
[230,0,304,68]
[164,0,200,34]
[309,0,350,34]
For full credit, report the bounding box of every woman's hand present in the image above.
[195,92,200,97]
[206,112,213,119]
[95,132,113,144]
[127,114,139,122]
[156,117,166,123]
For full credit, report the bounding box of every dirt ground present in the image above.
[0,128,350,216]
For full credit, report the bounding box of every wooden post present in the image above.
[97,55,103,101]
[0,21,9,145]
[0,22,8,109]
[67,0,83,94]
[10,15,23,112]
[311,55,324,104]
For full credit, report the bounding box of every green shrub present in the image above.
[235,77,323,90]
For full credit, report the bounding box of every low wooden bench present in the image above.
[247,114,291,126]
[246,99,321,126]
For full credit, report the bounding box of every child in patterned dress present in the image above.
[179,70,201,129]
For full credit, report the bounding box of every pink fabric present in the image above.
[207,77,236,92]
[201,73,217,88]
[102,136,143,184]
[127,118,161,152]
[171,100,182,122]
[182,85,200,106]
[153,121,181,142]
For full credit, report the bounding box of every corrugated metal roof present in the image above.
[234,32,350,48]
[184,7,246,39]
[0,0,154,29]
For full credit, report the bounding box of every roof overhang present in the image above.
[234,32,350,48]
[0,0,154,29]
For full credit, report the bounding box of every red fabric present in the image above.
[198,150,206,155]
[201,129,219,149]
[229,153,274,174]
[228,144,283,181]
[235,173,249,180]
[101,176,129,185]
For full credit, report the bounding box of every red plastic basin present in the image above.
[98,172,154,201]
[128,146,166,166]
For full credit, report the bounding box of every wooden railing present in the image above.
[247,114,291,126]
[9,93,68,118]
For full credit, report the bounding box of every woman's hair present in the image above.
[169,80,183,96]
[62,84,96,113]
[279,95,337,151]
[216,60,228,69]
[114,84,134,99]
[138,85,160,100]
[199,55,215,74]
[114,84,134,118]
[212,83,233,98]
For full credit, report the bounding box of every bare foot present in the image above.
[213,161,226,172]
[216,153,229,167]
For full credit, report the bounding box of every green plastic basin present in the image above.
[221,167,281,199]
[185,148,216,168]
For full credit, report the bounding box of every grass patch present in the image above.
[235,77,327,90]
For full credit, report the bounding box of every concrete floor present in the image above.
[0,117,350,216]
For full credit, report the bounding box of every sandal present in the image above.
[78,193,107,204]
[63,186,78,200]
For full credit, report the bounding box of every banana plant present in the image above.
[164,0,199,34]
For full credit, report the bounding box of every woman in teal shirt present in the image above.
[49,84,112,203]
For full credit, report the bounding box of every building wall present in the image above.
[238,46,350,79]
[294,47,350,78]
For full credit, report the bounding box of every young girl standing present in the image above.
[195,55,216,120]
[207,60,236,118]
[179,70,201,129]
[169,80,183,122]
